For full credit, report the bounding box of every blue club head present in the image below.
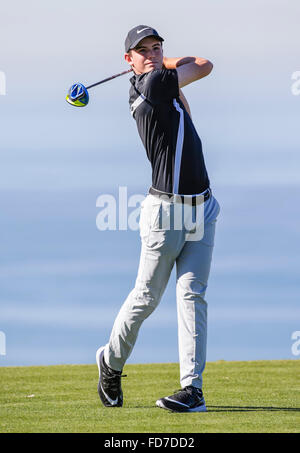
[66,83,89,107]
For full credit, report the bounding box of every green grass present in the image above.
[0,360,299,433]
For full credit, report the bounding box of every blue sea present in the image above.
[0,148,299,367]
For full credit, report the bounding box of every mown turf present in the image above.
[0,360,299,433]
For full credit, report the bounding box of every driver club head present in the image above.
[66,83,89,107]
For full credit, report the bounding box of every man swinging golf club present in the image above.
[96,25,220,412]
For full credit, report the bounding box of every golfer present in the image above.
[96,25,220,412]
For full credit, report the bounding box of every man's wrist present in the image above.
[163,57,177,69]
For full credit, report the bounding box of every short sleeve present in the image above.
[142,69,179,104]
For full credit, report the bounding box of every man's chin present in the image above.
[144,63,162,72]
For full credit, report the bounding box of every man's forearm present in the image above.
[163,56,212,69]
[163,56,196,69]
[163,56,213,88]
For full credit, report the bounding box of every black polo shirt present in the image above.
[129,68,210,195]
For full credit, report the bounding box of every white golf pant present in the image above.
[104,191,220,389]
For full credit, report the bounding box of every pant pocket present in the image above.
[139,197,162,243]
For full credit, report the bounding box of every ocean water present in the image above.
[0,149,299,367]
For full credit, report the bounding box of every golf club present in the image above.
[66,68,133,107]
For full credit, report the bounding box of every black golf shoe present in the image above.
[156,386,207,412]
[96,346,126,407]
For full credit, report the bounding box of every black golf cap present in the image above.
[125,25,164,53]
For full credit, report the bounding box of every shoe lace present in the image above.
[172,386,202,397]
[105,370,127,392]
[172,388,188,396]
[106,373,127,380]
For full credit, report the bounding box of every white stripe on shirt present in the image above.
[130,94,146,116]
[172,99,185,194]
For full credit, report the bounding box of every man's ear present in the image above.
[124,52,133,67]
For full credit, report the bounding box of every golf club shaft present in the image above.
[86,69,133,90]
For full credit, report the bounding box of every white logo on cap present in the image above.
[137,27,151,34]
